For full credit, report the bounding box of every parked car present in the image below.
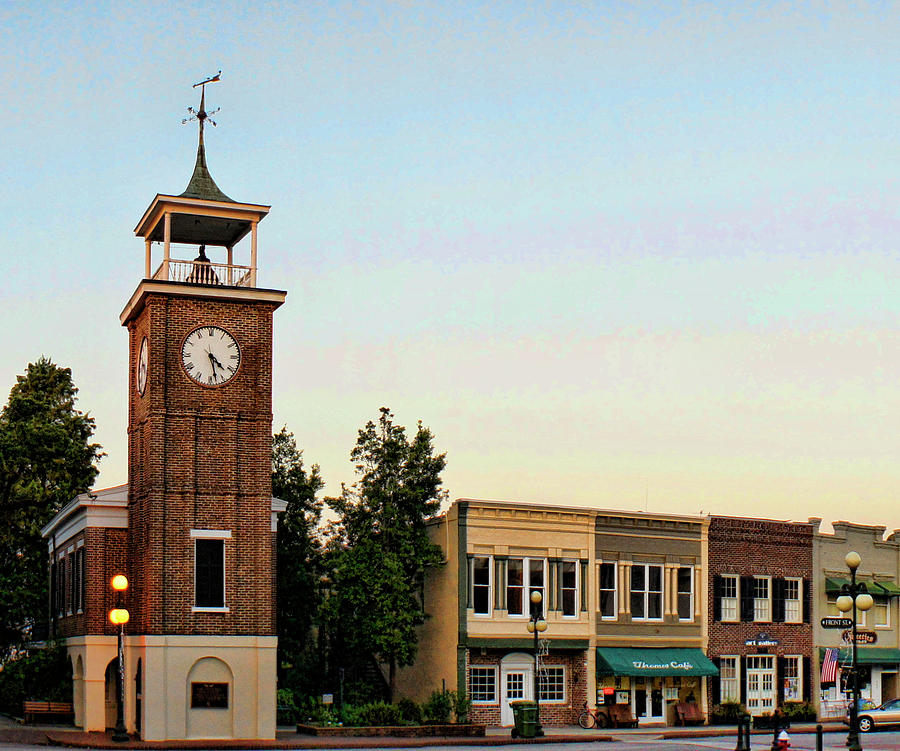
[845,698,900,732]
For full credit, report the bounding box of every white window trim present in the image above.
[631,563,664,622]
[505,557,546,618]
[193,533,229,610]
[560,560,579,618]
[539,664,567,703]
[753,575,772,623]
[784,577,802,624]
[873,597,891,629]
[471,555,493,617]
[783,654,803,702]
[469,666,499,704]
[677,565,694,622]
[190,528,232,539]
[720,574,739,622]
[599,561,618,621]
[719,654,740,702]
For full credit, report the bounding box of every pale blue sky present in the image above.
[1,1,898,528]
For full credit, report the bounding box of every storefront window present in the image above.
[539,666,565,701]
[469,667,497,702]
[783,656,801,701]
[720,656,739,701]
[599,562,617,620]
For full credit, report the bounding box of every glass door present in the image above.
[746,656,775,716]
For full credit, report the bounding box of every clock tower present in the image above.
[118,78,286,740]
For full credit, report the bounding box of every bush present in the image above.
[781,701,815,721]
[277,688,299,724]
[450,689,471,723]
[397,697,422,724]
[357,701,403,727]
[0,643,71,715]
[710,701,748,724]
[422,689,452,724]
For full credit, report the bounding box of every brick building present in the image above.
[707,516,813,716]
[42,82,286,740]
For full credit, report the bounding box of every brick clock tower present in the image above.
[43,78,286,741]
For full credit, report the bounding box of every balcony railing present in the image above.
[152,259,254,287]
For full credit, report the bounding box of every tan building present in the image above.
[812,519,900,720]
[395,499,715,728]
[42,81,286,741]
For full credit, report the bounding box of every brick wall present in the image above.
[467,649,587,727]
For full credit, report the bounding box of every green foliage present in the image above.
[450,688,471,723]
[397,697,422,725]
[0,358,102,657]
[324,407,447,700]
[710,701,748,724]
[276,687,299,724]
[357,701,403,727]
[422,689,452,724]
[781,701,815,720]
[0,642,72,714]
[273,427,325,697]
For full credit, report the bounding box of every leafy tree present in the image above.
[273,427,324,696]
[0,358,102,657]
[324,407,447,701]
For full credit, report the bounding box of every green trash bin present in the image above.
[510,700,538,738]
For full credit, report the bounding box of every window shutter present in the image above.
[580,559,588,612]
[713,575,722,621]
[803,656,812,702]
[802,578,811,623]
[740,576,754,621]
[466,555,474,609]
[776,656,785,706]
[773,578,786,622]
[739,656,747,706]
[711,657,721,706]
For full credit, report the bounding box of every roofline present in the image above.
[453,497,708,525]
[134,194,271,239]
[41,484,129,539]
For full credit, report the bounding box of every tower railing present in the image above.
[151,259,254,287]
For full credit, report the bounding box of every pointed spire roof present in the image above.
[179,77,234,203]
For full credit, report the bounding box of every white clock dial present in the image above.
[137,337,148,395]
[181,326,241,387]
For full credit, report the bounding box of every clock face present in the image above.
[137,337,148,395]
[181,326,241,387]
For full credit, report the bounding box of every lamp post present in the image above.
[109,574,130,743]
[836,551,874,751]
[526,590,547,737]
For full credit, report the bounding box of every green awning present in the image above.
[596,647,718,677]
[825,577,850,594]
[873,581,900,597]
[819,647,900,665]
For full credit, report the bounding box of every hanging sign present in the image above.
[821,617,853,629]
[842,630,877,644]
[745,632,780,647]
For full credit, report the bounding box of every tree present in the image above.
[0,358,103,657]
[273,427,325,697]
[324,407,447,701]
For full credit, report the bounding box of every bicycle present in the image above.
[577,701,609,729]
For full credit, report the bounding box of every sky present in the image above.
[1,1,898,532]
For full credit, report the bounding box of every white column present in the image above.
[250,221,258,287]
[144,240,152,278]
[163,213,172,281]
[226,246,234,286]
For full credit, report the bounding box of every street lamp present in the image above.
[836,551,874,751]
[526,590,548,737]
[109,574,130,743]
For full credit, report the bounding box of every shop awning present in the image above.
[819,647,900,665]
[596,647,718,677]
[872,581,900,597]
[825,577,850,594]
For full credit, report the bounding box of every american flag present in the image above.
[821,647,840,683]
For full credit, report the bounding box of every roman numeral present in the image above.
[185,363,194,371]
[230,354,238,360]
[227,342,236,349]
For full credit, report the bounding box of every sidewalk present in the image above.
[0,714,847,749]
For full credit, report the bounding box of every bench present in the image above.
[607,703,638,728]
[675,702,705,725]
[22,700,74,724]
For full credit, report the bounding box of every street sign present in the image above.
[821,617,853,629]
[842,629,877,644]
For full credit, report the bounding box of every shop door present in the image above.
[633,678,664,723]
[882,672,898,702]
[500,653,534,727]
[746,656,775,716]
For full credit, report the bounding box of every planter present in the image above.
[296,723,486,737]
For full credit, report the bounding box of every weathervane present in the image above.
[182,71,222,139]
